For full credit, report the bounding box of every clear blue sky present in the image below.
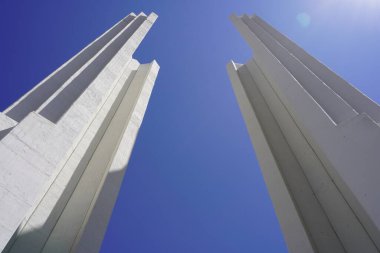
[1,0,380,252]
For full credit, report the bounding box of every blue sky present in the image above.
[1,0,380,252]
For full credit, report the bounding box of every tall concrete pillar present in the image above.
[227,14,380,253]
[0,12,159,253]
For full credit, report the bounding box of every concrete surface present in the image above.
[0,12,159,253]
[228,14,380,253]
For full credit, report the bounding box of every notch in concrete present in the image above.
[0,113,17,140]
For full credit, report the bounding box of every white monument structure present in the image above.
[0,12,159,253]
[227,14,380,253]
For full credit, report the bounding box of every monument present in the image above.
[227,14,380,253]
[0,12,159,253]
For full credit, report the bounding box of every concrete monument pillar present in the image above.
[228,14,380,253]
[0,12,159,253]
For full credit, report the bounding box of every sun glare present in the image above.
[296,12,311,28]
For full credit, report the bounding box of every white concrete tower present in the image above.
[227,14,380,253]
[0,12,159,253]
